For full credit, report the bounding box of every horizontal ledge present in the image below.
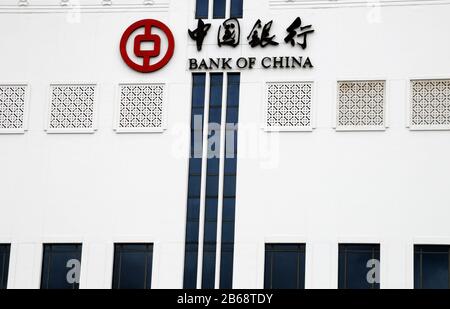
[0,4,169,14]
[269,0,450,9]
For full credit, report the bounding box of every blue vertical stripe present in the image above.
[195,0,209,19]
[213,0,226,19]
[230,0,243,18]
[201,73,224,288]
[0,245,10,289]
[219,73,240,288]
[183,74,206,289]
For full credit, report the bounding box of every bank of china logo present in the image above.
[120,19,175,73]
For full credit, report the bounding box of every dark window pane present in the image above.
[189,158,202,175]
[206,175,220,197]
[221,221,235,243]
[186,221,200,243]
[230,0,243,18]
[207,158,220,174]
[414,245,450,289]
[338,244,380,289]
[188,175,202,198]
[226,107,239,125]
[192,74,206,108]
[41,244,82,290]
[202,244,217,288]
[264,244,305,289]
[213,0,226,19]
[183,244,198,289]
[112,244,153,289]
[227,73,241,107]
[223,175,236,197]
[195,0,209,20]
[0,245,11,289]
[205,198,218,220]
[220,244,234,288]
[224,158,237,175]
[222,198,236,221]
[208,107,222,125]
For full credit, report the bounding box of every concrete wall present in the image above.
[0,0,449,288]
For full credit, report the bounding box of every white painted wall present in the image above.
[0,0,450,289]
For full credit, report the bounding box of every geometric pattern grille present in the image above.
[411,79,450,128]
[118,84,164,129]
[0,85,27,130]
[266,82,312,129]
[337,81,385,129]
[49,84,96,130]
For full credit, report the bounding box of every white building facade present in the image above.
[1,0,450,289]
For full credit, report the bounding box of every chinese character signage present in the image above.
[188,17,315,71]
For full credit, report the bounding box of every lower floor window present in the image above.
[112,243,153,289]
[41,244,82,289]
[264,244,305,289]
[338,244,380,289]
[0,244,11,289]
[415,245,450,289]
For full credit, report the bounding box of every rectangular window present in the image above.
[213,0,226,19]
[183,73,207,289]
[0,245,11,289]
[338,244,380,289]
[47,84,97,133]
[112,244,153,289]
[410,79,450,130]
[195,0,209,19]
[264,244,306,289]
[41,244,82,289]
[337,80,386,131]
[116,83,165,133]
[266,82,313,131]
[414,245,450,289]
[0,84,28,133]
[230,0,243,18]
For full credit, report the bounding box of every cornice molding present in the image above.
[0,0,169,13]
[269,0,450,9]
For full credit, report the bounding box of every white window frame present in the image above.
[0,82,30,134]
[114,82,167,133]
[45,82,99,134]
[407,77,450,131]
[263,80,316,132]
[334,79,389,132]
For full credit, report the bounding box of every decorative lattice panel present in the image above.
[118,84,164,131]
[0,85,27,131]
[337,81,385,129]
[411,80,450,129]
[266,82,312,130]
[49,84,96,131]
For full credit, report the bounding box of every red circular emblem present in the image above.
[120,19,175,73]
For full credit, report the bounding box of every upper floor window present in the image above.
[0,244,11,289]
[338,244,380,289]
[264,244,305,289]
[336,80,386,131]
[410,79,450,130]
[41,244,82,289]
[112,243,154,289]
[196,0,243,19]
[415,245,450,289]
